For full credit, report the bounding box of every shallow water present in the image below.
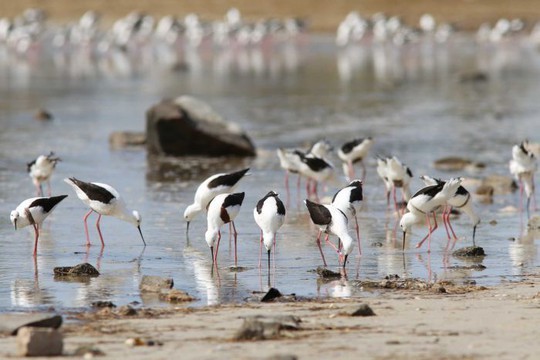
[0,35,539,311]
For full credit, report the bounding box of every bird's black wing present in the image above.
[208,168,249,189]
[256,191,279,214]
[29,195,68,213]
[69,177,116,203]
[223,192,245,208]
[412,183,444,199]
[305,199,332,226]
[302,156,331,171]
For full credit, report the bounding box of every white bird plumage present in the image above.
[27,152,61,196]
[253,191,286,270]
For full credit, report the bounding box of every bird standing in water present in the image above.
[27,152,61,196]
[254,191,286,271]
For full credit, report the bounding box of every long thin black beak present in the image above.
[210,246,214,264]
[186,221,190,235]
[137,226,146,246]
[342,254,348,269]
[472,225,477,247]
[402,231,406,251]
[267,249,271,272]
[13,219,17,230]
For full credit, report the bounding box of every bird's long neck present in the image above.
[113,205,136,225]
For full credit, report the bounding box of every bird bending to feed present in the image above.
[298,153,334,200]
[253,191,286,271]
[305,199,355,268]
[277,148,303,197]
[64,177,145,247]
[184,168,249,234]
[331,180,363,255]
[338,137,373,181]
[376,156,413,212]
[205,192,245,266]
[509,141,537,217]
[420,176,480,247]
[400,177,462,252]
[10,195,68,256]
[27,152,61,196]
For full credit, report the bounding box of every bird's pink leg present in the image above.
[392,187,399,215]
[83,209,93,246]
[313,181,319,202]
[297,174,301,195]
[214,231,221,264]
[519,180,524,214]
[232,221,238,267]
[316,230,327,267]
[441,206,452,241]
[96,214,105,247]
[416,213,438,251]
[445,207,458,240]
[47,181,52,197]
[258,230,263,268]
[324,235,342,265]
[32,224,39,256]
[360,161,366,182]
[348,161,355,181]
[306,178,311,198]
[355,215,361,256]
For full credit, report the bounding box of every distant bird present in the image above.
[27,152,61,196]
[331,180,363,255]
[253,191,286,270]
[64,178,145,247]
[10,195,68,256]
[205,192,245,266]
[184,168,249,233]
[386,156,413,211]
[509,141,537,217]
[298,153,334,200]
[277,148,303,197]
[420,176,480,247]
[400,178,462,252]
[308,139,333,158]
[305,199,354,268]
[338,137,373,181]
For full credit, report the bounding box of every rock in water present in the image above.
[146,96,256,157]
[139,275,174,293]
[109,131,146,149]
[261,288,282,302]
[17,327,63,356]
[350,304,376,317]
[53,263,100,277]
[452,246,486,257]
[315,266,342,279]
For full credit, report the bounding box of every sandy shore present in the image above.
[1,274,538,359]
[2,0,540,32]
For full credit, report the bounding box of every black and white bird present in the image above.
[298,153,334,200]
[376,156,413,211]
[509,141,537,217]
[305,199,355,268]
[27,152,61,196]
[184,168,249,233]
[64,177,145,247]
[331,180,363,255]
[277,148,304,197]
[253,191,286,270]
[10,195,68,256]
[205,192,245,266]
[400,178,462,252]
[338,137,373,181]
[420,175,480,247]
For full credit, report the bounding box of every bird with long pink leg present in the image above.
[331,180,363,256]
[509,141,537,217]
[253,191,286,272]
[399,177,462,252]
[27,152,61,196]
[338,137,373,181]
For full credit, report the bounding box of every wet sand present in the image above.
[2,0,540,32]
[2,274,537,359]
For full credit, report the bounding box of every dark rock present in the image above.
[146,96,256,157]
[117,305,137,316]
[3,314,63,336]
[228,266,249,272]
[54,263,100,277]
[233,316,301,341]
[460,72,489,83]
[17,327,63,356]
[159,289,196,303]
[385,274,400,280]
[109,131,146,149]
[350,304,376,317]
[438,287,447,293]
[449,264,486,271]
[452,246,486,257]
[315,266,342,279]
[481,175,517,195]
[266,355,298,360]
[261,288,282,302]
[73,345,105,357]
[433,157,485,172]
[34,108,53,121]
[139,275,174,293]
[91,301,116,308]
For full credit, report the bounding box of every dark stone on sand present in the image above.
[350,304,376,317]
[261,288,283,302]
[452,246,486,257]
[266,355,298,360]
[34,108,53,121]
[233,315,301,341]
[53,263,100,277]
[433,157,485,172]
[2,314,63,336]
[449,264,487,271]
[438,287,447,293]
[139,275,174,293]
[91,301,116,308]
[146,96,256,157]
[117,305,137,316]
[228,265,249,272]
[109,131,146,149]
[315,266,342,279]
[459,71,489,83]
